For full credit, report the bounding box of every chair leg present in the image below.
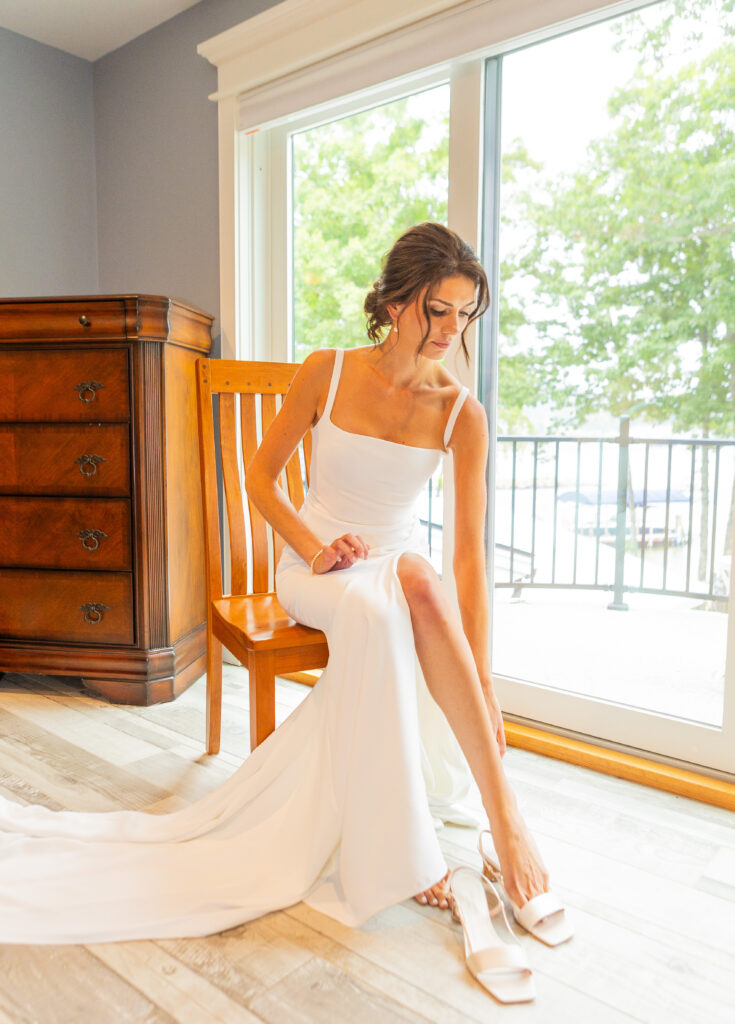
[247,650,276,750]
[206,622,223,755]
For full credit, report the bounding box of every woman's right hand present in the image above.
[312,534,369,573]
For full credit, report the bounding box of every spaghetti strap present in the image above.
[322,349,344,420]
[443,386,470,448]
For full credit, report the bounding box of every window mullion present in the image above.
[267,128,290,363]
[480,55,502,608]
[442,58,485,587]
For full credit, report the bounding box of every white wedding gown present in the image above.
[0,348,481,945]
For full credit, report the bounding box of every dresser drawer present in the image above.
[0,497,132,570]
[0,424,130,496]
[0,569,134,645]
[0,349,129,422]
[0,300,126,342]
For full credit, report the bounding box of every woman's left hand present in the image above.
[483,686,506,757]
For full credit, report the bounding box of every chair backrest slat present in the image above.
[259,392,282,580]
[285,449,305,510]
[218,392,248,596]
[261,392,278,436]
[240,392,270,594]
[197,358,312,599]
[303,431,312,487]
[195,362,223,603]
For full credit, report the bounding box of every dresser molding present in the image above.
[0,295,213,705]
[0,624,206,703]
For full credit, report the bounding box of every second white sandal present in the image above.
[448,865,535,1004]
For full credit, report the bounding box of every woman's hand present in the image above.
[482,683,506,757]
[312,533,369,573]
[492,805,550,909]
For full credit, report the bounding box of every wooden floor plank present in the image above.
[39,678,244,770]
[0,707,168,811]
[523,753,735,838]
[0,945,176,1024]
[265,904,484,1024]
[509,756,735,867]
[286,901,634,1023]
[4,691,156,765]
[0,766,66,810]
[87,942,265,1024]
[121,749,236,803]
[248,957,426,1024]
[160,916,313,993]
[156,936,269,1006]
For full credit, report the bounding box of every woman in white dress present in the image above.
[0,222,549,949]
[257,221,549,917]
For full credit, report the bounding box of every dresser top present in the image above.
[0,294,213,352]
[0,294,212,317]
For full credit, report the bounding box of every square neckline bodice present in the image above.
[318,348,469,454]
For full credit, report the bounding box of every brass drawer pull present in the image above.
[80,602,109,625]
[75,454,106,477]
[78,315,90,326]
[74,380,105,403]
[78,529,108,551]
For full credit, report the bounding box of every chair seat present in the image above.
[212,593,327,652]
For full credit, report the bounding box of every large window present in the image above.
[228,0,735,775]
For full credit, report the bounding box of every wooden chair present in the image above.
[196,358,328,755]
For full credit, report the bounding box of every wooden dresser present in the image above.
[0,295,213,704]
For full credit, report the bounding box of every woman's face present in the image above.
[390,274,478,360]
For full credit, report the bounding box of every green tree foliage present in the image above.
[292,91,449,361]
[500,0,735,570]
[501,0,735,438]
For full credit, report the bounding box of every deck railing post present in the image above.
[609,415,630,610]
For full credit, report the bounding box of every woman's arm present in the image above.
[245,350,368,572]
[449,396,506,753]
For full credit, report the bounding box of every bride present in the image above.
[262,221,549,918]
[0,222,550,961]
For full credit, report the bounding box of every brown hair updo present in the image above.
[363,222,490,361]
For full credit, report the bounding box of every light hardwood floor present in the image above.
[0,670,733,1024]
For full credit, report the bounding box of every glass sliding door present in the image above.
[482,0,735,773]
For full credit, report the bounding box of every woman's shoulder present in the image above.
[447,389,488,450]
[299,347,337,372]
[286,350,339,417]
[295,347,337,387]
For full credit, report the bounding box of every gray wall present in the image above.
[93,0,279,332]
[0,27,98,296]
[0,0,280,324]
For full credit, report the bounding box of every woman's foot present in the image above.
[414,869,451,909]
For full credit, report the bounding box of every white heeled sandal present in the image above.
[448,865,535,1004]
[478,830,574,947]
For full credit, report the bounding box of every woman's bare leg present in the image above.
[397,554,549,909]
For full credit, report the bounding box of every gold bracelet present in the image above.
[309,548,324,574]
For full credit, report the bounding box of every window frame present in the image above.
[200,0,735,777]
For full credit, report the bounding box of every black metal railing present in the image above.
[420,419,734,607]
